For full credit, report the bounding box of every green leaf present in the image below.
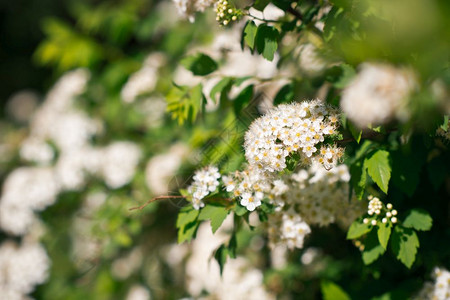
[166,83,205,124]
[214,244,228,275]
[403,209,433,231]
[348,121,362,143]
[321,281,351,300]
[180,53,218,76]
[333,64,356,89]
[210,77,232,103]
[176,206,199,228]
[228,233,237,258]
[274,82,295,105]
[253,0,271,11]
[177,206,200,243]
[350,159,367,200]
[198,204,229,233]
[255,25,279,61]
[365,150,391,194]
[362,230,386,265]
[391,226,419,268]
[377,222,392,250]
[233,204,248,216]
[178,221,198,243]
[243,21,258,51]
[233,84,254,114]
[347,218,372,239]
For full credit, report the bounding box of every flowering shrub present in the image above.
[1,0,449,299]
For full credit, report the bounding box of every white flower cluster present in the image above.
[181,218,275,300]
[265,163,365,249]
[0,241,50,298]
[341,63,416,128]
[268,209,311,249]
[187,166,221,210]
[413,267,450,300]
[244,100,343,174]
[0,167,59,235]
[222,167,272,211]
[172,0,215,22]
[284,164,362,227]
[363,196,397,226]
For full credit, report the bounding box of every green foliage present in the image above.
[166,84,205,124]
[347,218,372,239]
[391,226,420,269]
[198,203,229,233]
[181,53,218,76]
[403,209,433,231]
[321,281,351,300]
[177,206,200,243]
[274,82,295,105]
[365,150,391,194]
[34,18,103,71]
[255,25,279,61]
[243,21,258,51]
[377,222,392,250]
[362,230,386,265]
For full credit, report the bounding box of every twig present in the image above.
[286,7,304,21]
[129,195,186,211]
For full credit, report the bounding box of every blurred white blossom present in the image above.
[0,241,50,297]
[341,63,416,128]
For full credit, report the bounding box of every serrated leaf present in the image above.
[403,209,433,231]
[391,226,419,268]
[365,150,391,194]
[255,25,279,61]
[362,230,386,265]
[347,218,372,239]
[321,281,351,300]
[198,204,229,233]
[210,77,232,103]
[180,53,218,76]
[377,222,392,250]
[243,21,258,51]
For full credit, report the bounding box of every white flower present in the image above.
[341,63,416,128]
[0,241,50,296]
[187,165,221,210]
[240,192,262,212]
[244,101,343,173]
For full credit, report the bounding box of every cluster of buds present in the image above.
[215,0,242,26]
[363,196,398,226]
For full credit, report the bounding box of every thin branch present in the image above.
[286,7,304,22]
[129,195,186,211]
